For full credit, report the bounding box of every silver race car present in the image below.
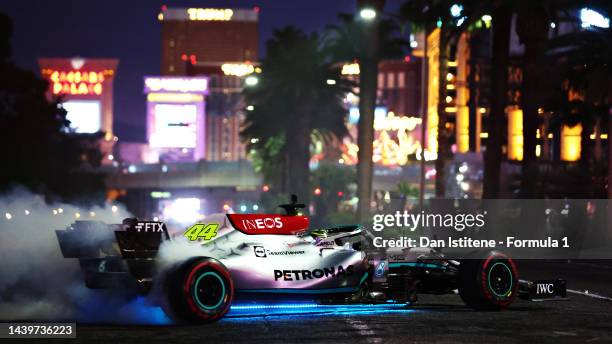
[55,196,566,323]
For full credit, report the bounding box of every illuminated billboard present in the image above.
[313,110,426,167]
[144,76,208,162]
[63,100,101,133]
[149,104,197,148]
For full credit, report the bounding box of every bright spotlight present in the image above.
[359,8,376,20]
[245,76,259,86]
[163,198,201,224]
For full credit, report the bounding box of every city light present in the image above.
[151,191,172,199]
[222,63,255,77]
[75,212,81,218]
[62,100,102,133]
[246,105,255,111]
[5,212,12,220]
[252,204,259,211]
[58,208,63,214]
[187,8,234,21]
[45,70,105,96]
[341,63,360,75]
[147,93,204,103]
[359,8,376,20]
[561,124,582,161]
[24,210,30,215]
[481,14,492,28]
[580,8,610,29]
[326,79,337,85]
[144,77,208,93]
[244,76,259,87]
[164,198,201,223]
[149,103,199,149]
[111,205,118,213]
[450,4,463,18]
[314,188,322,196]
[262,185,270,192]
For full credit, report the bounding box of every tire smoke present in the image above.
[0,187,169,324]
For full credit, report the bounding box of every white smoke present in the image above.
[0,187,168,323]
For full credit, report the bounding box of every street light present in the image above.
[359,8,376,20]
[245,75,258,86]
[450,4,463,18]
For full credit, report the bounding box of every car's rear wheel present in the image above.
[458,251,518,310]
[163,257,234,323]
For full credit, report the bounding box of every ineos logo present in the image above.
[242,217,283,230]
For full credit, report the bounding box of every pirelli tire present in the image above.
[458,251,519,310]
[162,257,234,323]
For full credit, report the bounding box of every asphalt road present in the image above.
[12,260,612,344]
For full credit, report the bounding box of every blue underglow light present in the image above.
[227,302,413,318]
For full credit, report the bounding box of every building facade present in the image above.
[39,57,119,164]
[159,7,259,75]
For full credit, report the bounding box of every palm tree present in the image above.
[400,0,487,198]
[324,10,406,220]
[482,3,512,199]
[545,24,612,197]
[241,27,351,205]
[515,2,551,198]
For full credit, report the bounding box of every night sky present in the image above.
[0,0,402,142]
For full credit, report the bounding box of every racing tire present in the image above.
[458,251,518,310]
[162,257,234,323]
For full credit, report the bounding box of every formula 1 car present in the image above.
[55,196,566,323]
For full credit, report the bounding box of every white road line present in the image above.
[566,289,612,302]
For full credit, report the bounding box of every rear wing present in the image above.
[55,220,169,291]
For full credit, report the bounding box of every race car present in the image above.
[55,195,566,323]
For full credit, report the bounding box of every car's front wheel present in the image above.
[162,257,234,323]
[458,251,518,310]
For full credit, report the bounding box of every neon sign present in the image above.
[341,63,360,75]
[48,70,105,96]
[144,77,208,93]
[221,63,255,77]
[187,8,233,21]
[341,112,425,166]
